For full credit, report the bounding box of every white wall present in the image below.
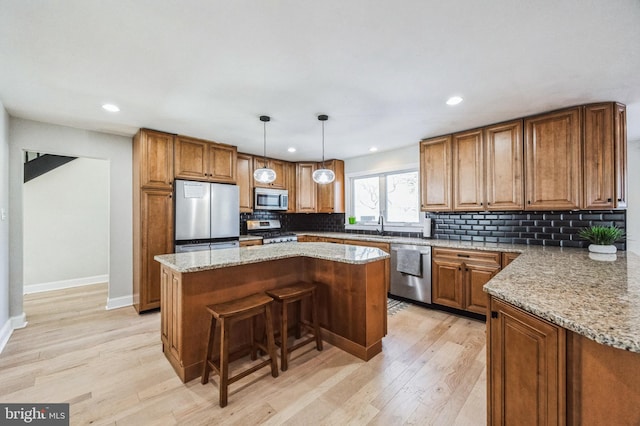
[0,101,11,352]
[9,118,132,317]
[345,144,418,175]
[23,157,109,290]
[627,140,640,255]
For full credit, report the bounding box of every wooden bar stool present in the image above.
[201,293,279,407]
[266,282,323,371]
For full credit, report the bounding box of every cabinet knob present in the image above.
[618,198,622,202]
[491,311,498,319]
[528,200,531,204]
[458,267,461,271]
[608,198,612,202]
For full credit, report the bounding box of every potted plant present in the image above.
[578,225,624,254]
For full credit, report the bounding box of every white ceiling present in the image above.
[1,0,640,161]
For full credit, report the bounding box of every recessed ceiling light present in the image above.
[446,96,463,106]
[287,147,296,153]
[102,103,120,112]
[369,147,378,152]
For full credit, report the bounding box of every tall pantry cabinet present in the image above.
[133,129,175,312]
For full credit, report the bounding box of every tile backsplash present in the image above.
[241,210,626,250]
[426,210,626,250]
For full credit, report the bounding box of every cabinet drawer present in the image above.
[432,248,500,265]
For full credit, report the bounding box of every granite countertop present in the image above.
[298,231,640,354]
[154,242,389,273]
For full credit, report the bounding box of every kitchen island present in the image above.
[154,242,389,382]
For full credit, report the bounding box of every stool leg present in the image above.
[281,301,289,371]
[293,300,302,339]
[250,314,257,361]
[311,291,323,351]
[219,318,230,407]
[264,304,279,378]
[201,315,217,385]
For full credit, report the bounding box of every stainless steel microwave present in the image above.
[254,188,288,210]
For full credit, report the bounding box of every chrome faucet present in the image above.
[378,215,385,235]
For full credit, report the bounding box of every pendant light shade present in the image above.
[313,114,335,184]
[254,115,276,184]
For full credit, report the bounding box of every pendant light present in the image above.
[312,114,335,184]
[253,115,276,184]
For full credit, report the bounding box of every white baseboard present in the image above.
[106,294,133,310]
[23,274,109,294]
[0,313,28,354]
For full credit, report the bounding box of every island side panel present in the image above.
[306,257,387,361]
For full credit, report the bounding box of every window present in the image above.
[351,169,420,225]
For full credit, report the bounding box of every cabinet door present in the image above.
[237,153,253,212]
[253,158,286,189]
[420,136,452,211]
[208,144,237,183]
[174,136,208,180]
[614,103,627,209]
[583,103,615,209]
[286,162,297,213]
[296,162,317,212]
[525,107,582,210]
[465,262,500,315]
[135,129,174,189]
[488,298,566,426]
[485,120,524,210]
[138,189,174,311]
[317,159,345,213]
[453,129,484,211]
[501,252,520,268]
[431,258,464,309]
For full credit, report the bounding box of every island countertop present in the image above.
[154,241,389,273]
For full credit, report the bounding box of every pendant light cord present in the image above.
[263,120,267,168]
[321,120,325,168]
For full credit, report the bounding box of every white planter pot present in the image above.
[588,244,617,254]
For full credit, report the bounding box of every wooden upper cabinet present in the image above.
[134,129,174,190]
[286,162,297,213]
[453,129,484,211]
[420,136,452,211]
[614,103,627,209]
[488,298,566,426]
[253,157,287,189]
[296,162,317,212]
[525,107,582,210]
[583,103,615,209]
[317,159,345,213]
[485,120,524,210]
[174,136,237,183]
[237,153,253,212]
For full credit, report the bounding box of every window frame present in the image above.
[345,163,423,232]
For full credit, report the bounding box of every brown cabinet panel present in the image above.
[175,136,237,183]
[134,129,174,190]
[614,103,627,209]
[316,159,345,213]
[237,153,253,212]
[465,263,499,315]
[174,136,208,180]
[431,258,464,309]
[135,189,174,312]
[501,252,520,268]
[296,162,317,212]
[286,162,297,213]
[453,129,484,211]
[488,298,566,426]
[485,120,524,210]
[253,157,287,189]
[420,136,452,211]
[525,107,582,210]
[239,239,262,247]
[583,103,615,209]
[209,144,237,183]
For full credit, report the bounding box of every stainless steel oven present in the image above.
[254,188,288,210]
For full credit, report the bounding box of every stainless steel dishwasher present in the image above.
[389,244,432,304]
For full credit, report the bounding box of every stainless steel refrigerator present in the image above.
[174,179,240,252]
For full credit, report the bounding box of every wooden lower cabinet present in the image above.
[501,252,520,268]
[133,188,174,312]
[239,239,262,247]
[431,248,501,314]
[488,297,566,426]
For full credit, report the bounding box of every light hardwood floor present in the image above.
[0,283,487,425]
